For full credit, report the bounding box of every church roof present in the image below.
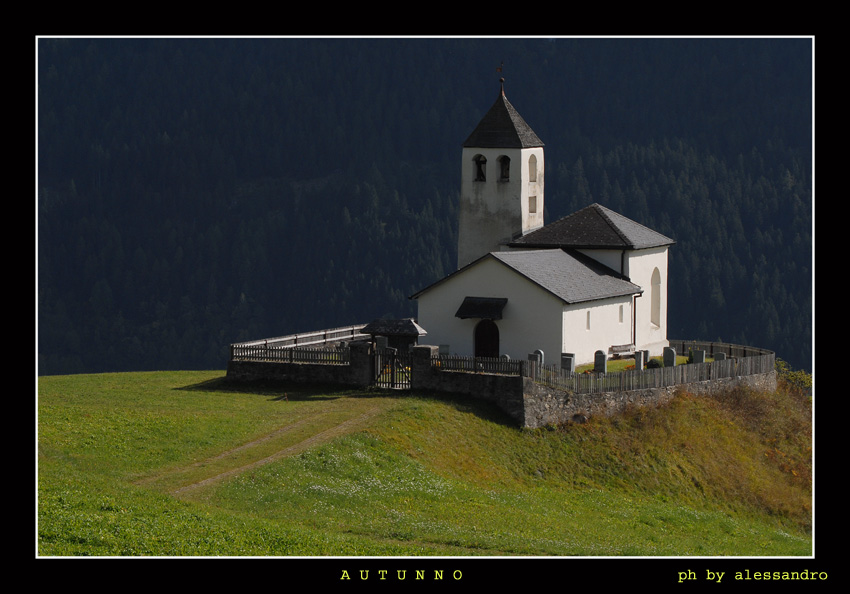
[411,248,641,305]
[509,203,675,250]
[462,85,544,149]
[490,249,642,304]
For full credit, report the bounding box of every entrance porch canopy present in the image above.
[455,296,508,320]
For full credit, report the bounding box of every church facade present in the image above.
[411,82,675,365]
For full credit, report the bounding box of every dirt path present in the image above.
[168,406,383,496]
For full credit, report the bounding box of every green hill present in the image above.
[37,370,811,557]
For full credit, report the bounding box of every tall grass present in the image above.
[37,371,812,556]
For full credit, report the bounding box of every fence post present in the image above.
[528,352,543,380]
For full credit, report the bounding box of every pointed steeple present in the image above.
[462,80,544,149]
[456,78,546,269]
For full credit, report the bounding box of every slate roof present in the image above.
[462,86,544,149]
[489,249,642,304]
[411,249,642,305]
[361,318,427,337]
[510,203,675,250]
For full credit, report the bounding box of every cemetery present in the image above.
[227,329,776,429]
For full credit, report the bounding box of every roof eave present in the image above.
[508,240,676,250]
[562,288,644,306]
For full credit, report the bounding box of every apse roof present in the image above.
[510,203,675,250]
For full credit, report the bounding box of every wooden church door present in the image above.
[474,319,500,358]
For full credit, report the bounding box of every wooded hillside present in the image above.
[37,37,813,374]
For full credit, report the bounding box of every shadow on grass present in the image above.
[400,388,521,428]
[177,376,392,403]
[176,377,520,426]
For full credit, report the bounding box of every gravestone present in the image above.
[561,353,575,372]
[594,350,607,373]
[714,352,727,361]
[692,349,706,363]
[634,350,645,370]
[534,349,545,366]
[663,346,677,367]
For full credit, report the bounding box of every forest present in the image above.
[36,37,813,374]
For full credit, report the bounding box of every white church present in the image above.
[412,81,675,366]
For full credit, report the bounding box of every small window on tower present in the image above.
[529,195,537,214]
[499,156,511,181]
[474,155,487,181]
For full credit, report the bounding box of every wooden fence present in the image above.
[230,324,369,365]
[230,344,351,365]
[526,355,774,394]
[431,340,775,395]
[231,324,369,350]
[229,329,775,396]
[433,354,526,376]
[666,339,772,361]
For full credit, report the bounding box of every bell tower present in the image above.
[457,79,544,269]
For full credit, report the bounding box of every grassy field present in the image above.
[37,370,812,557]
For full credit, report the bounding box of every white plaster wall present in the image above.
[521,147,544,233]
[457,147,544,268]
[624,246,670,355]
[415,256,563,360]
[576,248,625,276]
[562,296,634,364]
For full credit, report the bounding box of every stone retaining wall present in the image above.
[409,345,526,422]
[410,345,776,428]
[520,370,777,428]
